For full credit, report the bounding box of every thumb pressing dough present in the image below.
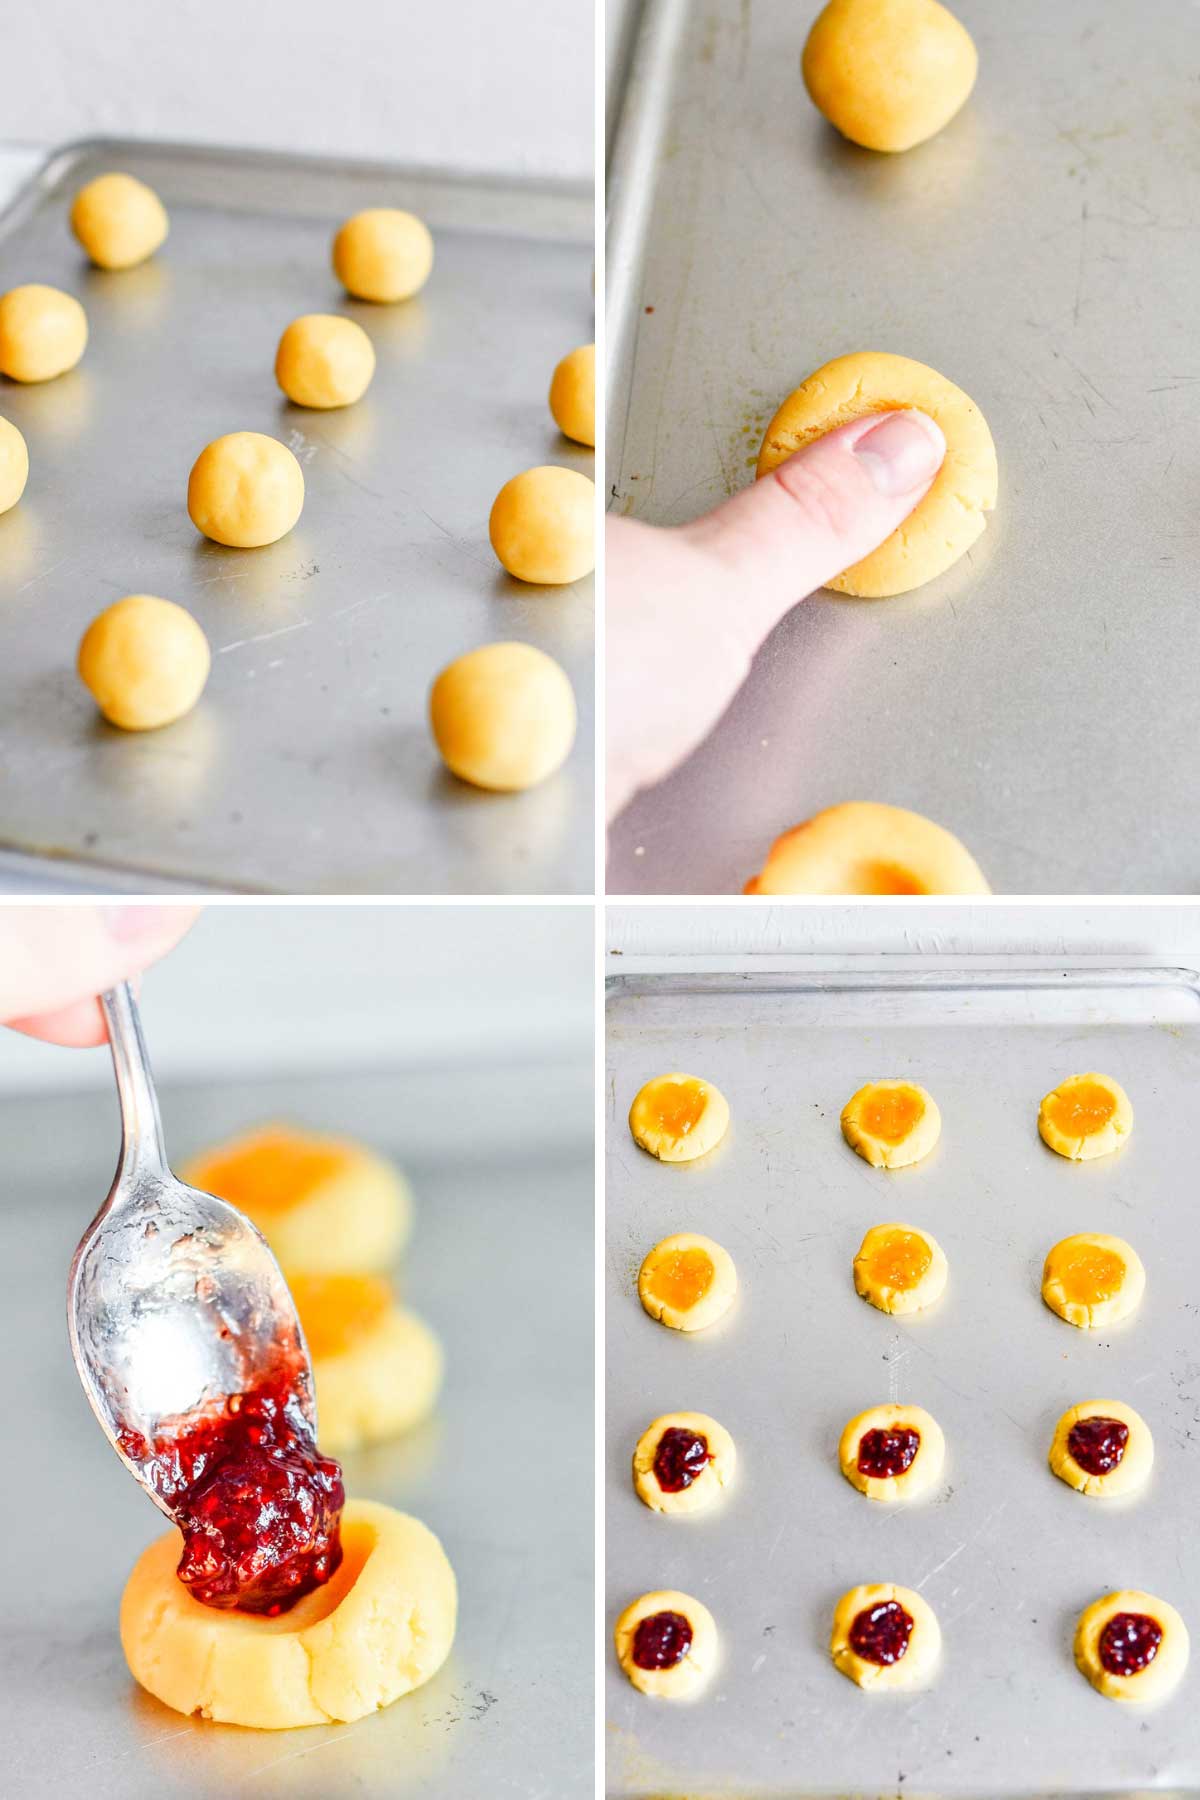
[757,352,997,596]
[70,172,169,270]
[803,0,978,154]
[0,415,29,514]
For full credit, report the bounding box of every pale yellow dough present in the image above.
[549,343,596,446]
[1041,1232,1144,1331]
[633,1412,736,1516]
[333,209,433,303]
[853,1222,947,1316]
[803,0,978,154]
[757,353,997,596]
[1074,1591,1189,1704]
[120,1500,456,1728]
[0,284,88,382]
[489,465,595,585]
[614,1590,718,1698]
[1038,1073,1133,1161]
[831,1583,941,1690]
[187,432,304,548]
[628,1072,730,1163]
[0,415,29,514]
[429,641,576,791]
[275,314,375,409]
[839,1403,945,1503]
[745,803,990,895]
[841,1080,940,1170]
[638,1232,737,1333]
[1049,1400,1153,1500]
[77,595,210,731]
[70,172,168,270]
[289,1273,443,1453]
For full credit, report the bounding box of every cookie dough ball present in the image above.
[121,1499,456,1728]
[77,595,210,731]
[0,415,29,514]
[182,1124,412,1274]
[549,343,595,446]
[429,641,576,791]
[275,314,375,410]
[1049,1400,1153,1500]
[615,1590,718,1698]
[1042,1233,1144,1330]
[0,284,88,383]
[854,1223,947,1316]
[333,208,433,303]
[1074,1591,1188,1705]
[633,1412,736,1516]
[187,432,304,548]
[489,466,595,585]
[1038,1073,1133,1162]
[70,171,169,270]
[745,803,990,895]
[291,1275,442,1454]
[757,354,997,596]
[628,1073,730,1163]
[831,1583,941,1690]
[803,0,977,154]
[839,1403,945,1503]
[638,1232,737,1333]
[841,1080,940,1170]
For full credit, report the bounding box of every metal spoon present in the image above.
[67,981,313,1520]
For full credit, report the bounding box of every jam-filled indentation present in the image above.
[861,1087,924,1143]
[645,1247,715,1313]
[1045,1080,1117,1137]
[857,1425,920,1479]
[865,1230,932,1293]
[653,1426,712,1493]
[849,1599,914,1666]
[1068,1414,1129,1477]
[632,1609,694,1671]
[1098,1611,1162,1677]
[1058,1246,1125,1307]
[648,1079,708,1140]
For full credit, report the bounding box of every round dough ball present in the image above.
[841,1080,940,1170]
[77,595,210,731]
[187,432,304,548]
[745,803,990,895]
[275,313,375,410]
[0,415,29,515]
[633,1411,737,1516]
[854,1222,947,1316]
[1074,1590,1188,1704]
[0,284,88,383]
[333,208,433,303]
[70,171,168,270]
[614,1589,718,1698]
[1049,1399,1153,1500]
[290,1275,442,1454]
[628,1072,730,1163]
[839,1403,945,1503]
[638,1232,737,1333]
[181,1123,412,1274]
[831,1582,941,1690]
[489,465,595,585]
[757,353,997,596]
[1038,1072,1133,1162]
[120,1499,456,1728]
[549,343,595,446]
[803,0,977,154]
[1042,1232,1144,1330]
[429,641,576,792]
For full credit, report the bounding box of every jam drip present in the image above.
[1067,1415,1128,1477]
[1098,1611,1162,1676]
[654,1427,713,1493]
[849,1599,914,1666]
[632,1610,693,1671]
[857,1425,920,1478]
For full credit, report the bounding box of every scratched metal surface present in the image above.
[606,0,1200,895]
[606,966,1200,1797]
[3,1065,593,1798]
[0,140,594,894]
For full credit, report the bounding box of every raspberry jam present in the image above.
[857,1426,920,1478]
[1098,1611,1162,1677]
[654,1426,712,1492]
[1068,1415,1129,1477]
[632,1610,693,1670]
[119,1368,344,1616]
[850,1599,914,1666]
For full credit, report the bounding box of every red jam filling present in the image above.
[654,1426,713,1493]
[1098,1611,1162,1677]
[850,1599,914,1666]
[632,1610,693,1671]
[1068,1415,1129,1477]
[857,1425,920,1479]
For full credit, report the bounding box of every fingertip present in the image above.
[6,999,109,1047]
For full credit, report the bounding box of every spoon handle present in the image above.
[100,983,169,1183]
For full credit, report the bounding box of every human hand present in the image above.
[606,408,945,820]
[0,905,200,1045]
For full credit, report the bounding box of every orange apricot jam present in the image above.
[1045,1081,1117,1137]
[646,1248,715,1313]
[647,1079,708,1141]
[190,1130,346,1214]
[866,1230,932,1292]
[861,1086,924,1143]
[1057,1246,1125,1307]
[290,1273,392,1360]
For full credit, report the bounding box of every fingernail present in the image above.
[101,904,170,943]
[853,409,945,496]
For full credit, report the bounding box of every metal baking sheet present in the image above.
[606,0,1200,895]
[3,1063,593,1798]
[606,965,1200,1797]
[0,139,594,894]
